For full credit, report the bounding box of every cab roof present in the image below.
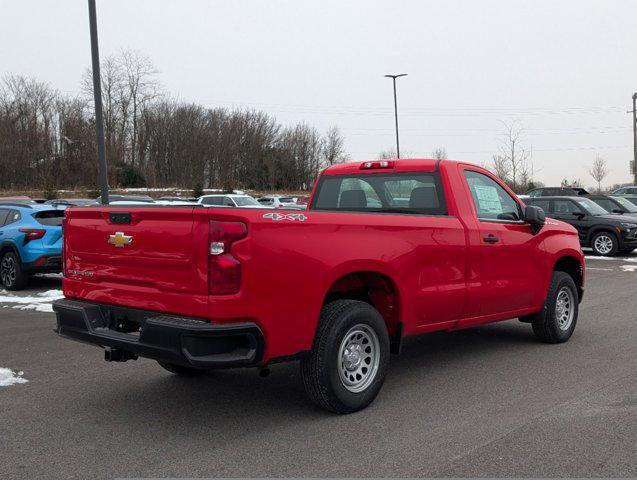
[322,158,446,175]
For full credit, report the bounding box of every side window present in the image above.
[464,170,522,221]
[204,197,223,206]
[223,197,235,207]
[528,189,539,197]
[553,200,581,214]
[614,188,627,195]
[6,210,20,225]
[0,209,9,226]
[629,188,637,195]
[593,199,616,212]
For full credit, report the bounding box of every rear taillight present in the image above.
[209,221,247,295]
[19,228,46,245]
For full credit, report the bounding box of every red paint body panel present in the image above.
[61,159,585,364]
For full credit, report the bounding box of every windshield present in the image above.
[233,196,260,206]
[576,198,610,216]
[614,197,637,213]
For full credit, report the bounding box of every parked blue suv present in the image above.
[0,203,64,290]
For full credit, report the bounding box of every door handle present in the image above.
[483,235,499,244]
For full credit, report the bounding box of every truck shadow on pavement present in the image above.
[85,320,539,426]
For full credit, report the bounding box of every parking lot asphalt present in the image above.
[1,256,636,479]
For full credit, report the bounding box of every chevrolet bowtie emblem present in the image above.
[108,232,133,248]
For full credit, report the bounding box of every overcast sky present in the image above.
[1,0,636,187]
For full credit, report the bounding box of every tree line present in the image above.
[0,50,348,194]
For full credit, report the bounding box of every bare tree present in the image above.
[321,126,348,166]
[490,154,511,183]
[495,120,531,192]
[432,147,447,160]
[377,148,397,160]
[588,155,609,193]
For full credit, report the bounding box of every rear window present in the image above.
[279,197,294,203]
[312,173,447,215]
[33,210,64,226]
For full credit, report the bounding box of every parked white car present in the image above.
[198,194,270,209]
[257,195,306,210]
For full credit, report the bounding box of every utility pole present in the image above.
[88,0,109,204]
[384,74,407,158]
[632,93,637,184]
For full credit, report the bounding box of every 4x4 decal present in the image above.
[263,212,307,222]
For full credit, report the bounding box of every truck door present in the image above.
[460,168,546,322]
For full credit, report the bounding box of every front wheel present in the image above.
[591,231,618,256]
[526,271,579,343]
[300,299,390,414]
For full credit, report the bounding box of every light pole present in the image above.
[632,93,637,184]
[384,73,407,158]
[88,0,109,204]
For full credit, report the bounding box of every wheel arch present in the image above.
[0,241,20,260]
[322,268,402,353]
[553,255,584,302]
[586,226,618,247]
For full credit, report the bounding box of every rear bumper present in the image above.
[52,298,264,369]
[23,254,62,273]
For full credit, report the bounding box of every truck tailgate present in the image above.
[63,206,209,318]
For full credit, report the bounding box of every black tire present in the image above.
[157,361,207,376]
[525,271,578,343]
[300,299,390,414]
[0,251,28,290]
[590,231,619,256]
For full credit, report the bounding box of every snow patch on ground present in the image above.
[585,255,637,262]
[0,289,63,313]
[36,273,63,279]
[620,265,637,272]
[0,368,28,387]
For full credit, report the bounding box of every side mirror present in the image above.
[573,212,586,220]
[612,209,624,214]
[524,205,545,235]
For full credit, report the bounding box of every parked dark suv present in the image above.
[525,196,637,256]
[525,187,589,198]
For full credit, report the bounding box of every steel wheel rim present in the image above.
[1,256,16,286]
[555,286,575,330]
[594,235,613,255]
[337,324,380,393]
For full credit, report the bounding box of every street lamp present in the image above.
[384,73,407,158]
[88,0,109,204]
[632,93,637,184]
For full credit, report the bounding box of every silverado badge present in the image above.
[108,232,133,248]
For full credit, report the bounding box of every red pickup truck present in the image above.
[54,159,585,413]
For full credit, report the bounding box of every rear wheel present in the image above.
[157,361,207,376]
[300,299,390,414]
[591,231,618,256]
[525,271,579,343]
[0,251,28,290]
